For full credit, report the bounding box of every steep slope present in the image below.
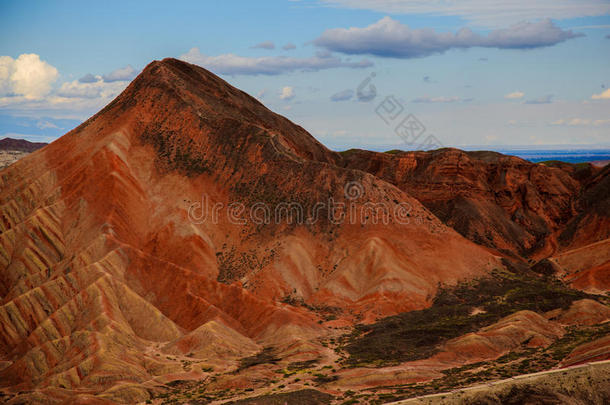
[341,148,609,260]
[559,163,610,249]
[0,58,501,402]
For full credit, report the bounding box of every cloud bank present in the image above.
[0,54,58,99]
[279,86,295,100]
[314,17,583,59]
[180,48,373,75]
[592,88,610,99]
[252,41,276,50]
[102,65,137,82]
[57,65,138,99]
[78,73,98,83]
[330,89,354,101]
[0,54,138,118]
[319,0,610,28]
[505,91,525,99]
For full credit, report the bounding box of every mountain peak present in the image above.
[2,56,608,404]
[95,58,338,169]
[137,57,237,94]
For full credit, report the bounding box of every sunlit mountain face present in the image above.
[1,1,609,404]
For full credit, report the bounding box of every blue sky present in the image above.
[1,0,609,149]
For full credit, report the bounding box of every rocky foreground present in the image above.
[0,59,608,404]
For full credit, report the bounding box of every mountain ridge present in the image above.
[0,137,47,153]
[0,58,607,404]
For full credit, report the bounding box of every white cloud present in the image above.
[0,54,58,99]
[78,73,98,83]
[591,88,610,99]
[282,43,297,50]
[256,89,267,100]
[505,91,524,99]
[36,120,59,129]
[319,0,610,28]
[0,61,137,122]
[57,69,133,100]
[57,78,104,98]
[330,89,354,101]
[102,65,137,82]
[279,86,295,100]
[179,47,373,75]
[251,41,275,50]
[0,63,131,119]
[314,17,584,59]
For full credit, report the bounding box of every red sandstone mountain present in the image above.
[341,149,609,257]
[0,59,608,404]
[340,149,610,296]
[0,59,502,402]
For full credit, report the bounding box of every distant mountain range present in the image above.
[0,138,48,169]
[0,137,47,153]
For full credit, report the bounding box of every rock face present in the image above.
[0,59,503,402]
[341,150,610,297]
[559,164,610,249]
[0,151,29,170]
[341,149,610,261]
